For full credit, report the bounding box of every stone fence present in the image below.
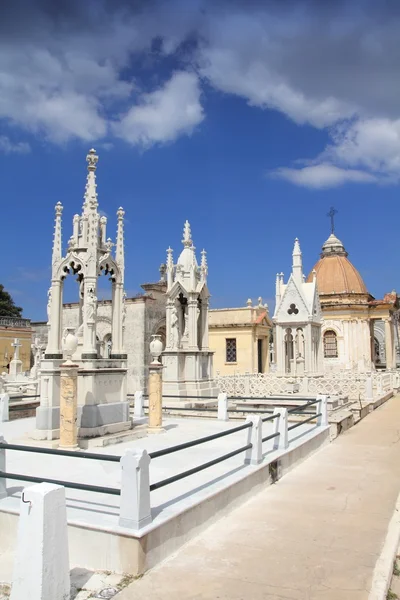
[215,371,399,400]
[0,317,31,329]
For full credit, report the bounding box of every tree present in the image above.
[0,284,23,318]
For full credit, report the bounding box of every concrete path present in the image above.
[118,396,400,600]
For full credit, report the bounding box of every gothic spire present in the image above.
[182,220,192,248]
[115,206,125,277]
[292,237,303,284]
[52,201,63,274]
[201,249,208,281]
[82,148,99,214]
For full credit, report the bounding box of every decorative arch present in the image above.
[323,329,338,358]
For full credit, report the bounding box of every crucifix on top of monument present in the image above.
[327,206,338,234]
[45,148,126,361]
[9,337,23,377]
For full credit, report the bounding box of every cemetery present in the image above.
[0,149,399,599]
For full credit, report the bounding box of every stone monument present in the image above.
[35,149,130,440]
[273,238,323,376]
[162,221,219,400]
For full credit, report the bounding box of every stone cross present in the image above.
[11,338,22,361]
[327,206,338,234]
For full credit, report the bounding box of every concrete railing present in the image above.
[0,396,329,533]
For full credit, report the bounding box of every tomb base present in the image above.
[34,358,130,440]
[162,350,220,400]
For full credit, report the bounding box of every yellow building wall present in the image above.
[209,326,269,375]
[0,327,32,372]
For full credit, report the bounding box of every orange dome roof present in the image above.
[306,233,368,295]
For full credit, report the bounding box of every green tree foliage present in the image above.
[0,284,23,317]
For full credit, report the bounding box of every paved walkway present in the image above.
[118,396,400,600]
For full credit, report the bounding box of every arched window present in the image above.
[323,330,338,358]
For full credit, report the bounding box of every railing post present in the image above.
[217,392,228,421]
[272,407,288,450]
[134,390,145,419]
[0,435,6,499]
[0,393,9,422]
[316,394,329,427]
[365,376,373,401]
[244,416,262,465]
[119,448,152,530]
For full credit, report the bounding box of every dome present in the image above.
[307,233,368,295]
[177,246,198,271]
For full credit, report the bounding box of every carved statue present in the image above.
[296,328,305,358]
[86,289,97,322]
[182,309,189,343]
[170,305,179,348]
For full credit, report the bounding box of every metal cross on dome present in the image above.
[327,206,338,234]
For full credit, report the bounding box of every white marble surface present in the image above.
[0,415,318,535]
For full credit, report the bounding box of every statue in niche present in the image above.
[170,305,179,348]
[181,305,189,344]
[46,288,52,323]
[296,328,305,358]
[86,289,97,322]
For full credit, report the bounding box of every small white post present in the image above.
[0,393,9,422]
[316,394,329,426]
[0,435,6,499]
[217,392,228,421]
[10,483,70,600]
[119,448,152,530]
[134,390,144,419]
[272,407,288,450]
[365,376,373,401]
[244,415,262,465]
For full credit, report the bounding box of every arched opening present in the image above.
[374,337,381,365]
[323,330,338,358]
[284,328,294,373]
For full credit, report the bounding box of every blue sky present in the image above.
[1,0,399,320]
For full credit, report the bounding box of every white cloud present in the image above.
[113,71,204,147]
[273,163,377,189]
[0,136,30,154]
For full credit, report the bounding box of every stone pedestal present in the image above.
[34,357,130,441]
[59,362,79,450]
[148,363,164,433]
[162,350,220,400]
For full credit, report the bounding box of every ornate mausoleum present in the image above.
[162,221,219,398]
[273,239,323,376]
[307,230,400,372]
[35,149,130,440]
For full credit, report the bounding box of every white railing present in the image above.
[215,370,396,401]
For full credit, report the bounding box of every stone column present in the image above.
[384,318,394,370]
[82,278,98,359]
[111,281,125,357]
[59,362,79,449]
[45,280,63,357]
[201,298,209,350]
[148,363,164,433]
[165,299,174,350]
[187,297,198,350]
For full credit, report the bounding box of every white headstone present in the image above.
[10,483,70,600]
[0,393,9,422]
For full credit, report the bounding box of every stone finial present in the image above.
[312,269,317,282]
[258,296,263,307]
[52,202,63,272]
[86,148,98,172]
[201,249,208,280]
[117,206,125,220]
[166,247,174,268]
[247,298,253,307]
[159,263,166,282]
[116,206,125,273]
[182,220,192,248]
